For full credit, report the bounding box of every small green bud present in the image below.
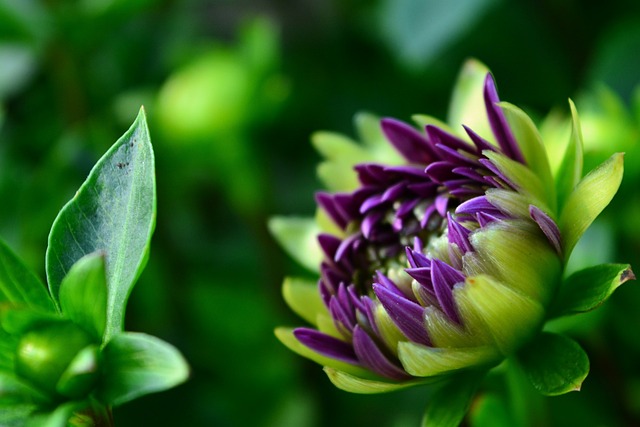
[15,322,96,396]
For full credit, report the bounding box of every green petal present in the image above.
[281,277,326,326]
[558,153,624,260]
[499,102,556,210]
[555,100,584,211]
[422,306,488,348]
[550,263,634,318]
[516,332,589,396]
[454,275,545,355]
[274,327,369,377]
[447,59,492,140]
[0,237,55,312]
[398,342,499,377]
[465,220,561,303]
[484,189,531,221]
[324,367,431,394]
[268,217,322,273]
[482,151,552,213]
[421,370,485,427]
[58,253,107,343]
[373,304,405,355]
[97,332,189,406]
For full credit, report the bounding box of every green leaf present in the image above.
[469,393,514,427]
[550,263,634,318]
[25,401,89,427]
[558,153,624,260]
[0,308,61,336]
[0,371,50,405]
[555,100,584,211]
[46,108,156,341]
[516,332,589,396]
[422,371,484,427]
[58,253,107,342]
[0,403,36,427]
[0,237,55,312]
[97,332,189,406]
[267,217,322,273]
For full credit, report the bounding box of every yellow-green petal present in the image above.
[558,153,624,261]
[466,220,561,303]
[454,275,545,355]
[281,277,326,327]
[447,59,492,140]
[499,102,556,210]
[268,217,322,272]
[398,342,499,377]
[274,327,369,377]
[324,367,432,394]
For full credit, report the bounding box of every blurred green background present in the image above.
[1,1,640,426]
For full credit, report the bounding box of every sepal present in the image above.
[515,332,589,396]
[549,263,634,318]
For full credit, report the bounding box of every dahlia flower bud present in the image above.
[271,59,632,422]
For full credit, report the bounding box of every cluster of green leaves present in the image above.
[0,110,188,426]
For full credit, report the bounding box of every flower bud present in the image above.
[14,321,97,397]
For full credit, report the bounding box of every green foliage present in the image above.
[516,333,590,396]
[46,109,156,341]
[0,111,187,425]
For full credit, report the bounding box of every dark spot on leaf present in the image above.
[621,267,636,283]
[116,162,130,170]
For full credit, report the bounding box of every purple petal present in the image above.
[455,196,495,216]
[294,328,359,365]
[452,166,485,183]
[406,267,433,287]
[406,247,431,268]
[353,326,410,380]
[374,271,405,296]
[362,210,385,239]
[447,213,473,254]
[396,198,421,218]
[435,195,450,217]
[476,211,504,227]
[329,297,355,334]
[426,125,475,152]
[355,164,387,185]
[360,193,385,213]
[384,165,428,179]
[381,118,437,164]
[478,158,517,189]
[483,74,525,163]
[316,192,349,229]
[430,259,464,323]
[425,161,458,183]
[434,143,478,166]
[463,125,495,153]
[335,234,360,263]
[373,283,431,345]
[529,205,562,255]
[407,182,439,197]
[318,234,341,259]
